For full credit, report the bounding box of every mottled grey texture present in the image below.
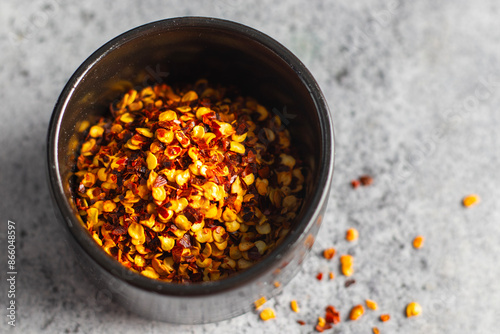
[1,0,499,333]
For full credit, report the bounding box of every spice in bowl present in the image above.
[72,80,305,283]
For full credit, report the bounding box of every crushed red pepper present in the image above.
[72,81,305,282]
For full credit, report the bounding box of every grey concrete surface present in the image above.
[1,0,499,333]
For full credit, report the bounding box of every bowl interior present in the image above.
[50,17,331,295]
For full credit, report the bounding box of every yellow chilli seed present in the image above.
[156,128,174,144]
[128,222,145,241]
[254,240,267,254]
[174,215,192,231]
[89,125,104,137]
[238,241,255,252]
[256,222,271,235]
[225,221,240,233]
[256,104,269,121]
[97,168,108,182]
[203,132,216,145]
[202,243,212,257]
[217,122,234,136]
[80,139,96,153]
[222,208,237,222]
[136,127,153,138]
[280,154,296,169]
[141,266,159,279]
[263,128,275,142]
[134,254,146,267]
[190,221,204,233]
[191,125,205,139]
[256,178,269,196]
[152,186,166,202]
[120,113,134,123]
[176,105,192,113]
[229,245,242,260]
[231,132,247,142]
[195,106,212,120]
[237,258,253,270]
[181,90,198,103]
[196,257,212,268]
[82,172,96,188]
[214,240,228,251]
[86,207,99,228]
[175,169,190,187]
[146,152,158,170]
[195,228,213,243]
[229,141,245,154]
[242,173,255,186]
[158,235,175,251]
[159,110,177,122]
[102,200,116,212]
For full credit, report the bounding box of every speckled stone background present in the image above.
[1,0,500,333]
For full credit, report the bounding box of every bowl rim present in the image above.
[47,16,335,296]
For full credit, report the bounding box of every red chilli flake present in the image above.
[297,320,306,326]
[316,272,323,281]
[325,305,341,325]
[315,324,332,332]
[344,279,356,288]
[359,175,373,186]
[351,179,360,188]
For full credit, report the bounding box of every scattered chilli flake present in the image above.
[315,316,332,332]
[254,296,267,310]
[328,272,335,280]
[349,305,364,321]
[260,308,276,321]
[365,299,378,310]
[340,254,354,276]
[373,327,380,334]
[325,305,341,325]
[316,272,324,281]
[380,314,391,322]
[413,235,424,249]
[297,320,306,326]
[359,175,373,186]
[406,302,422,317]
[351,179,361,188]
[290,300,300,313]
[345,228,359,242]
[463,194,480,207]
[344,279,356,288]
[323,248,336,260]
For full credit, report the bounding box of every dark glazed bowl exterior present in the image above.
[47,17,334,324]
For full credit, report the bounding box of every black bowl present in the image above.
[47,17,334,324]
